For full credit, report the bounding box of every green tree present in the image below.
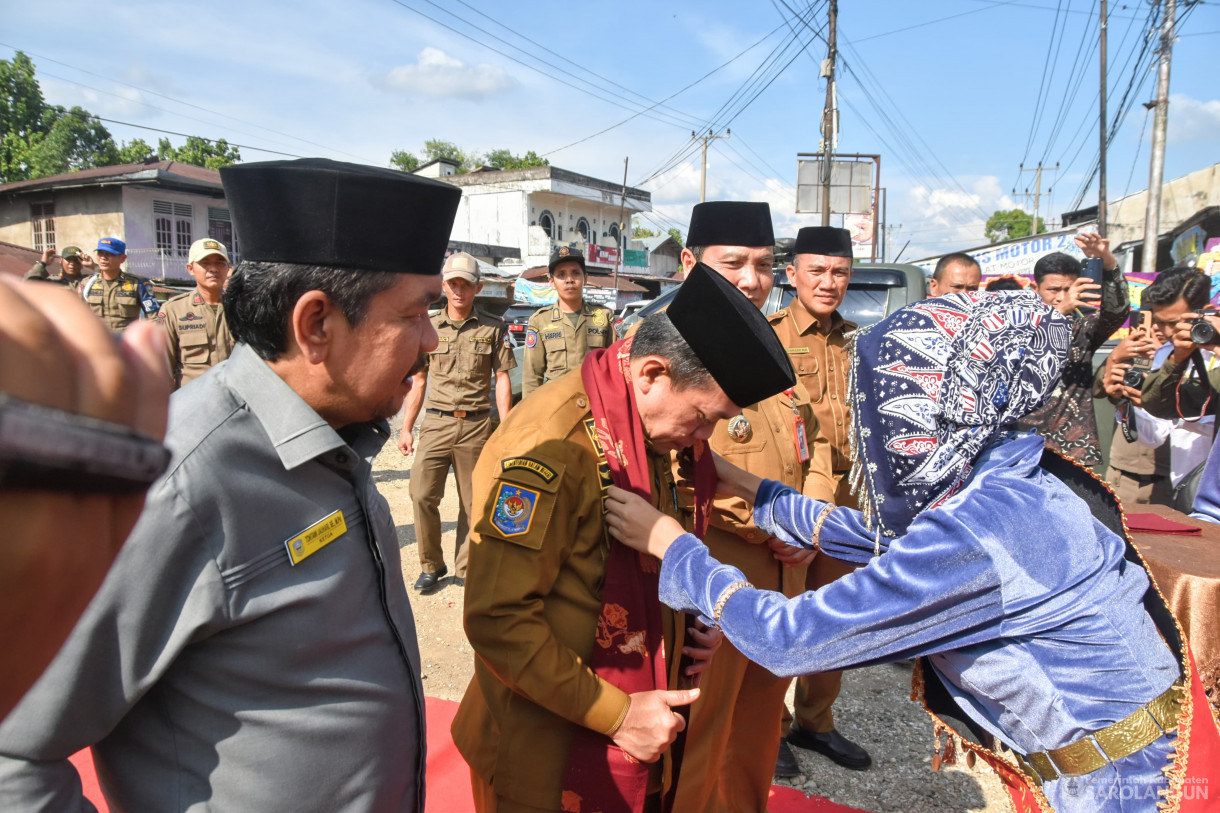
[117,138,156,164]
[22,107,119,178]
[157,136,240,170]
[423,138,473,172]
[985,209,1045,243]
[667,228,684,247]
[484,148,549,170]
[0,52,47,140]
[389,149,419,172]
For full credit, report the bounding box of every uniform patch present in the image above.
[726,415,753,442]
[544,330,564,340]
[592,310,608,327]
[182,312,201,321]
[587,327,603,336]
[525,329,538,348]
[786,346,811,354]
[501,456,557,483]
[472,336,493,343]
[490,483,540,537]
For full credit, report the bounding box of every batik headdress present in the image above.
[846,291,1072,545]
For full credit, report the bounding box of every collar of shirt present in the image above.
[437,309,483,330]
[787,296,850,336]
[225,343,385,472]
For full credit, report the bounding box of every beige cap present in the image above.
[443,251,480,283]
[188,238,230,264]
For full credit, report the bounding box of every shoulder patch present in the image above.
[490,483,540,537]
[525,328,538,348]
[501,456,557,483]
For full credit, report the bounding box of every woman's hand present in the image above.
[605,485,687,560]
[767,536,817,567]
[676,448,763,502]
[681,622,724,679]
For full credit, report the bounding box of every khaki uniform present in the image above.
[521,302,615,398]
[454,372,681,811]
[25,262,85,293]
[769,298,859,735]
[155,290,234,389]
[81,271,160,332]
[410,309,515,578]
[671,386,835,812]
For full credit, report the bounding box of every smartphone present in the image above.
[1080,257,1104,286]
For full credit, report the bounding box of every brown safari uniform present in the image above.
[769,297,859,737]
[80,271,158,332]
[454,372,681,811]
[26,262,85,293]
[410,309,515,578]
[156,291,235,389]
[671,384,835,812]
[521,302,615,398]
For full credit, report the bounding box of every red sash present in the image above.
[561,338,713,813]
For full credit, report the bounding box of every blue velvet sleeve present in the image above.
[752,479,889,564]
[657,502,1006,677]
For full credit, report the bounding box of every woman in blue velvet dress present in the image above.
[606,292,1215,813]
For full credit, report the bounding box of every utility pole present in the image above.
[691,130,730,203]
[612,157,628,301]
[820,0,838,227]
[1098,0,1109,235]
[1142,0,1176,274]
[1013,162,1058,235]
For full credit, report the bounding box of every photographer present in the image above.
[1094,321,1170,505]
[1139,268,1219,420]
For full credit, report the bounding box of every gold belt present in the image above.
[1014,683,1183,786]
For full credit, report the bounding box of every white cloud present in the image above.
[896,175,1016,260]
[378,47,513,99]
[1168,94,1220,145]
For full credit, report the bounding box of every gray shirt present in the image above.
[0,344,425,812]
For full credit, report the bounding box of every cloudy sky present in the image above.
[5,0,1218,260]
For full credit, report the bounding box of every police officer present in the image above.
[25,245,92,291]
[771,226,873,773]
[80,237,160,331]
[521,246,615,398]
[400,252,515,592]
[156,238,235,389]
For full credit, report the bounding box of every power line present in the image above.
[0,42,376,163]
[91,117,306,158]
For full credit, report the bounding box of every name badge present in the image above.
[786,347,811,355]
[284,510,347,566]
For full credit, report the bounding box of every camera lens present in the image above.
[1189,318,1216,345]
[1122,369,1146,389]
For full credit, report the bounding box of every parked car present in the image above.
[627,262,929,328]
[615,301,648,333]
[501,304,537,345]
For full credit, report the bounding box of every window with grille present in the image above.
[154,200,194,256]
[30,202,55,252]
[207,207,233,253]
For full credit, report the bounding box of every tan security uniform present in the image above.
[25,262,85,293]
[156,291,235,389]
[454,372,681,811]
[769,297,859,736]
[81,271,157,332]
[671,385,834,813]
[521,302,615,398]
[410,309,515,578]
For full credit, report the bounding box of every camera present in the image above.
[1188,312,1218,345]
[1122,368,1147,389]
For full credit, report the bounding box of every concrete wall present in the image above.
[1108,163,1220,248]
[0,187,124,250]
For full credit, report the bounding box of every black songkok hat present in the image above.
[686,201,775,249]
[548,244,586,274]
[794,226,853,258]
[668,263,795,407]
[220,158,461,274]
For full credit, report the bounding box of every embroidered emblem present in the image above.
[501,456,557,483]
[122,281,134,292]
[592,310,608,327]
[182,312,200,321]
[490,483,539,537]
[726,415,753,443]
[544,330,564,340]
[525,329,538,348]
[472,336,493,344]
[595,603,648,658]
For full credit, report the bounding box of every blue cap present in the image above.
[97,237,126,255]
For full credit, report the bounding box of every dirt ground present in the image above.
[377,427,1012,813]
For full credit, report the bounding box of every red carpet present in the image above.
[69,697,867,812]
